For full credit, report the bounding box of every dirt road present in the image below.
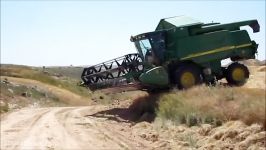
[1,76,150,149]
[2,106,265,150]
[1,106,151,150]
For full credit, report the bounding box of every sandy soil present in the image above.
[1,106,154,150]
[243,66,266,90]
[1,105,265,150]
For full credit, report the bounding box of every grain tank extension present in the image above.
[81,16,260,90]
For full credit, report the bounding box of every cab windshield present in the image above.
[135,39,152,59]
[133,31,166,65]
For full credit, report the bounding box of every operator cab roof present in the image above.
[131,16,203,42]
[130,30,165,42]
[156,16,203,30]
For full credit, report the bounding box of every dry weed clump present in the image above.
[157,85,265,128]
[125,93,161,122]
[258,66,266,72]
[0,100,9,113]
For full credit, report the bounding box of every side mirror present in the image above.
[130,36,134,42]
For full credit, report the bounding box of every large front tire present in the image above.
[175,65,202,89]
[225,62,249,85]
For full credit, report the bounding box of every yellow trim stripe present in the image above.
[235,43,252,48]
[180,43,252,60]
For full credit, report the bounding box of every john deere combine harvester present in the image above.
[81,16,260,90]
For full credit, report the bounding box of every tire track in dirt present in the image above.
[1,108,50,149]
[55,106,149,149]
[1,106,151,150]
[18,107,82,150]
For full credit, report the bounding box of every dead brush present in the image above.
[157,85,266,128]
[128,93,159,122]
[258,66,266,72]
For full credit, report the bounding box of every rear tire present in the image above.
[175,64,202,89]
[225,62,249,85]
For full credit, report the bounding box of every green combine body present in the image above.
[81,16,260,90]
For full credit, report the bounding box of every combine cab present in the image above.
[81,16,260,90]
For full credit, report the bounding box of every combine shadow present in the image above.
[85,94,161,123]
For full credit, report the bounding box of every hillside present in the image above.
[0,64,144,112]
[0,61,265,149]
[42,66,84,80]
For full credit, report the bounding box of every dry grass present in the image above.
[258,66,266,72]
[0,80,70,113]
[0,101,9,113]
[156,85,266,128]
[0,65,91,98]
[44,66,83,80]
[129,93,158,116]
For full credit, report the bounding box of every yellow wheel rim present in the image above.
[232,68,245,81]
[180,72,195,88]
